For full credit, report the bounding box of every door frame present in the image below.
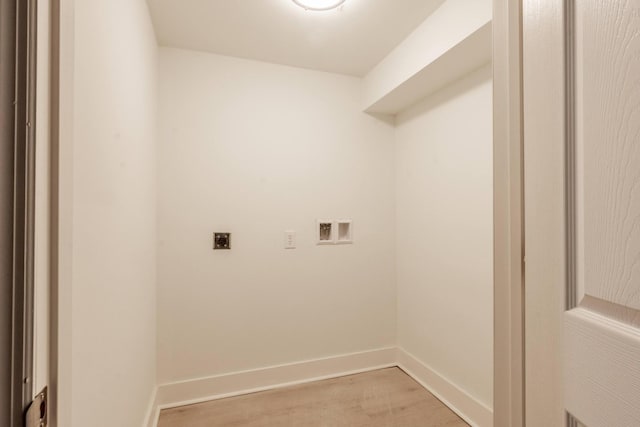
[492,0,572,425]
[49,0,74,426]
[1,0,18,424]
[2,0,40,425]
[493,0,525,426]
[521,0,568,425]
[13,0,39,420]
[45,1,529,426]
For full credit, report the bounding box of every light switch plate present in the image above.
[284,231,296,249]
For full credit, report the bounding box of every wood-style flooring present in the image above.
[157,367,469,427]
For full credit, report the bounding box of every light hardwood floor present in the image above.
[157,367,469,427]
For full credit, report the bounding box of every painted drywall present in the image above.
[71,0,158,426]
[395,65,494,409]
[363,0,492,109]
[157,48,396,384]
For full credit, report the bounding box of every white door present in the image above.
[524,0,640,426]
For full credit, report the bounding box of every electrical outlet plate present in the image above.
[213,232,231,250]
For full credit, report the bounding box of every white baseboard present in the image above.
[156,347,396,411]
[142,386,160,427]
[144,347,493,427]
[396,348,493,427]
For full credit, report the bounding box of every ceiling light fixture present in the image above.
[292,0,346,11]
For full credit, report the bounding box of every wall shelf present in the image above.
[364,21,492,116]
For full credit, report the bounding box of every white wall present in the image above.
[395,65,494,409]
[72,1,158,426]
[64,3,493,422]
[157,48,396,384]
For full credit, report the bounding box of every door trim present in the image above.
[522,0,567,425]
[1,0,17,424]
[11,0,39,424]
[493,0,525,426]
[49,0,74,426]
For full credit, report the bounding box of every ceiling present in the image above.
[146,0,446,76]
